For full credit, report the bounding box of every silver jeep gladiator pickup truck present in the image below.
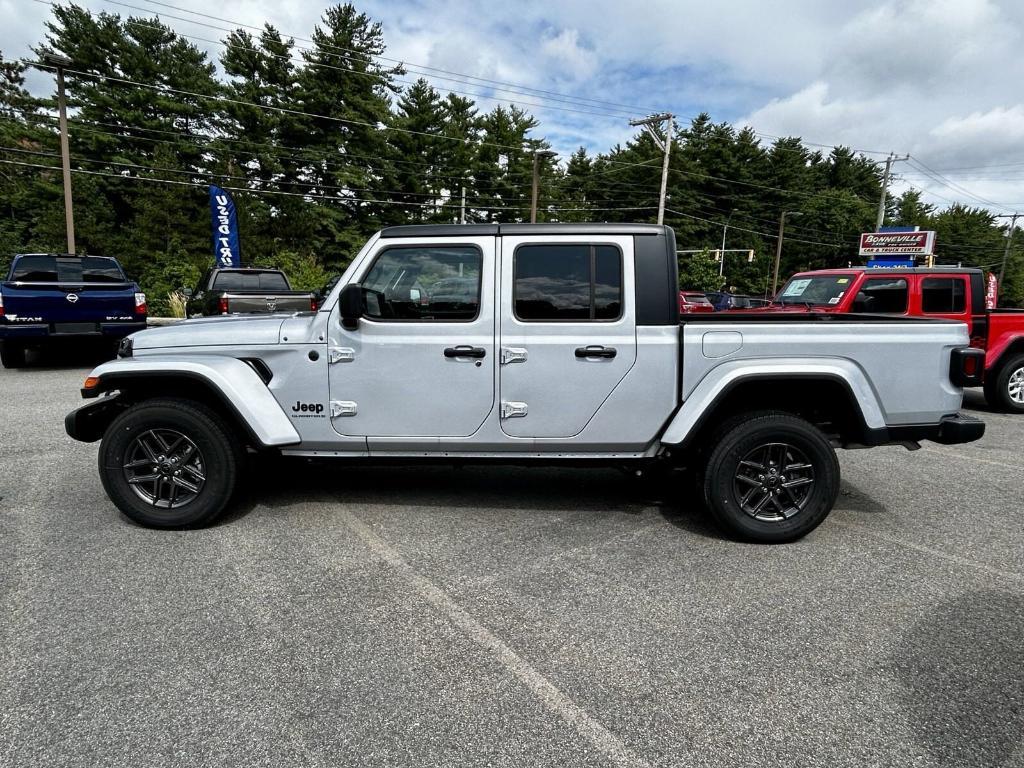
[66,223,985,542]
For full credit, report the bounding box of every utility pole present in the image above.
[459,186,466,225]
[719,212,733,276]
[629,113,674,225]
[771,211,803,295]
[44,53,75,255]
[875,152,910,231]
[530,150,557,223]
[996,213,1020,284]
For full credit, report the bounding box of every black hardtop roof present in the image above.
[379,223,670,239]
[208,265,285,272]
[796,266,984,276]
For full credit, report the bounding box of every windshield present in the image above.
[777,274,855,306]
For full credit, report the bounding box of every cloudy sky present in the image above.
[4,0,1024,214]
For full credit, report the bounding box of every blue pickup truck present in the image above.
[0,254,146,368]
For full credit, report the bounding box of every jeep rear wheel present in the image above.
[99,398,240,528]
[701,410,840,543]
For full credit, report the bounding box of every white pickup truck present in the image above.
[66,224,985,542]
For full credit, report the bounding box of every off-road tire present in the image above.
[99,398,241,528]
[701,410,840,543]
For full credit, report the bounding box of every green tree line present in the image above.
[1,3,1021,312]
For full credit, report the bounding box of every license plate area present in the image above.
[53,322,100,334]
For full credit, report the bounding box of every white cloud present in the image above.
[5,0,1024,210]
[539,28,596,81]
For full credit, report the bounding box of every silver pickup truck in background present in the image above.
[184,267,317,317]
[66,223,985,542]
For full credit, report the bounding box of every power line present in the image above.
[907,156,1012,212]
[35,0,912,162]
[0,112,881,243]
[112,0,904,160]
[103,12,640,121]
[113,0,661,115]
[25,60,548,156]
[665,207,848,248]
[0,156,657,217]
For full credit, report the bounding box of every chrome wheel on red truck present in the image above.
[986,354,1024,413]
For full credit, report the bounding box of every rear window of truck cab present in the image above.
[11,255,125,283]
[213,271,290,291]
[778,274,855,306]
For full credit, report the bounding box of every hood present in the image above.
[728,304,842,314]
[131,314,288,350]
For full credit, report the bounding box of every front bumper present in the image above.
[0,321,147,340]
[65,393,126,442]
[866,413,986,448]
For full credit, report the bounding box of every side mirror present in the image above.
[181,287,193,298]
[339,283,363,330]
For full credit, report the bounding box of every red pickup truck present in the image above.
[771,267,1024,412]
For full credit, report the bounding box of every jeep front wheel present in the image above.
[701,411,840,543]
[99,398,240,528]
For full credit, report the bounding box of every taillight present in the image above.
[310,297,318,312]
[134,292,147,315]
[219,296,229,314]
[0,292,4,317]
[950,347,985,388]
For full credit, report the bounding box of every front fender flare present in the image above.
[73,355,301,447]
[659,357,886,446]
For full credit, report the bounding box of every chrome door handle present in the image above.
[575,345,617,359]
[444,345,486,359]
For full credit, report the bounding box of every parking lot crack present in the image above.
[335,508,652,768]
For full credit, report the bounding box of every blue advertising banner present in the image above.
[209,185,240,267]
[867,259,915,269]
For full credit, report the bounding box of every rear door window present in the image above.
[514,244,622,321]
[921,277,966,313]
[852,278,908,313]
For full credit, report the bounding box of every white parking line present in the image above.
[832,519,1024,586]
[920,446,1024,471]
[338,508,651,768]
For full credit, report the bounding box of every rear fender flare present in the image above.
[659,357,885,446]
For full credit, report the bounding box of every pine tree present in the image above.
[389,78,446,221]
[296,3,402,250]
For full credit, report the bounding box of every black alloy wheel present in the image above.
[122,428,207,509]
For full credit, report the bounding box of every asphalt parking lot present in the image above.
[2,361,1022,768]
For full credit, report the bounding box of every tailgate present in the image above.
[1,283,138,324]
[225,293,311,313]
